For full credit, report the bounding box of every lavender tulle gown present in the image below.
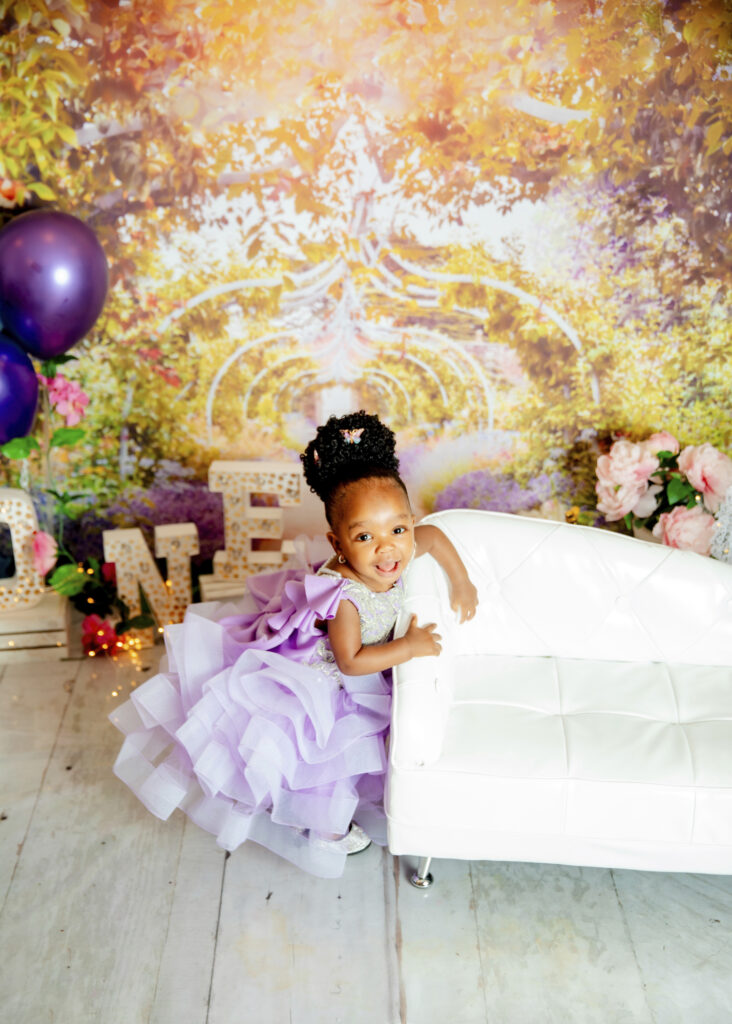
[109,551,403,878]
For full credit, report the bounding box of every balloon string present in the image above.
[41,384,55,536]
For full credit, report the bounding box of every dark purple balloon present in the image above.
[0,210,108,359]
[0,332,39,444]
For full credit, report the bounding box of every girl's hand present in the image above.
[405,614,442,658]
[450,578,479,623]
[414,523,479,625]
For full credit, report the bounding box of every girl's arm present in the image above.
[414,523,478,622]
[328,599,440,677]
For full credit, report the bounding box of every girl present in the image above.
[110,412,477,878]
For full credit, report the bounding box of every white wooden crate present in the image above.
[199,539,296,604]
[197,575,248,602]
[0,590,71,663]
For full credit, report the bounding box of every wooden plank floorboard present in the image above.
[395,855,487,1024]
[208,839,398,1024]
[469,861,653,1024]
[0,659,80,912]
[612,869,732,1024]
[0,656,191,1024]
[148,820,226,1024]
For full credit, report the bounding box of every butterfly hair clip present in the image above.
[340,428,364,445]
[313,449,320,463]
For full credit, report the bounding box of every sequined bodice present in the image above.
[311,564,405,677]
[320,566,404,643]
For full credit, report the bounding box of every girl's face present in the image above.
[327,478,415,592]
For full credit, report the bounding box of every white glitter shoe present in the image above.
[312,823,372,855]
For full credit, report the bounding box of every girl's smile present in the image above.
[327,478,415,592]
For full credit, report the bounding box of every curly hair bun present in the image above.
[300,411,400,503]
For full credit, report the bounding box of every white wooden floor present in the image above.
[2,653,732,1024]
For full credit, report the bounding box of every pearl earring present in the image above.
[338,555,346,564]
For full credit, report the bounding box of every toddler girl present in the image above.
[110,411,477,878]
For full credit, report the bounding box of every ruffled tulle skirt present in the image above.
[109,562,392,878]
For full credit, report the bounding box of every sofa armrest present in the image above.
[391,579,457,768]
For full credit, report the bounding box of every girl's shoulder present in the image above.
[316,556,344,580]
[316,561,365,607]
[314,559,405,614]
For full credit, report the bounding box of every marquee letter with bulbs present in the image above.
[0,462,302,654]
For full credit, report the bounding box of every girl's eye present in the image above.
[393,526,406,534]
[356,533,372,542]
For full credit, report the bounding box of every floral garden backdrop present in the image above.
[1,0,731,580]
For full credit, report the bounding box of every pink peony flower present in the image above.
[596,440,663,522]
[641,431,680,457]
[596,479,646,521]
[597,440,659,489]
[631,483,663,519]
[677,444,732,513]
[41,373,90,427]
[31,530,58,576]
[652,505,716,555]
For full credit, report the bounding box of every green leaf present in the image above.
[1,436,40,459]
[15,0,30,27]
[41,355,76,378]
[17,45,41,76]
[6,87,31,106]
[50,427,85,449]
[56,502,85,521]
[51,18,70,38]
[26,181,56,201]
[45,488,88,508]
[49,562,87,596]
[623,512,633,531]
[666,476,694,505]
[115,614,155,634]
[55,122,78,147]
[706,121,725,155]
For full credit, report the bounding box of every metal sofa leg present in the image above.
[409,856,434,889]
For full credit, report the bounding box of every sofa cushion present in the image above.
[442,654,732,782]
[389,654,732,849]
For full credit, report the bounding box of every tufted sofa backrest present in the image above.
[404,509,732,667]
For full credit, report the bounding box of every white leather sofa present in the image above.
[386,509,732,886]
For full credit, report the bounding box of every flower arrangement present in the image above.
[1,356,91,544]
[595,432,732,555]
[1,358,155,654]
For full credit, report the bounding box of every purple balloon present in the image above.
[0,332,39,444]
[0,210,108,359]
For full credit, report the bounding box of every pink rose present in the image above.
[652,505,716,555]
[596,479,646,521]
[32,530,58,576]
[597,440,659,488]
[641,431,679,457]
[677,444,732,513]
